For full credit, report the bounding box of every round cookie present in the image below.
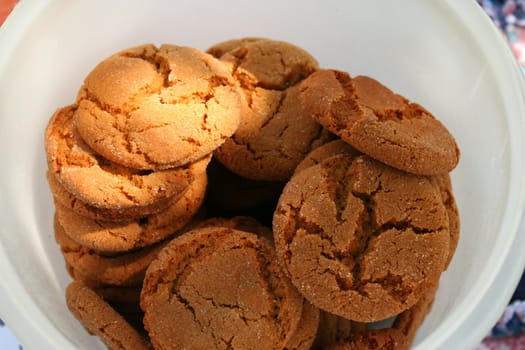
[55,215,166,287]
[65,280,150,350]
[47,170,174,222]
[140,226,304,350]
[295,139,460,270]
[299,69,460,175]
[56,173,207,254]
[73,44,241,170]
[272,153,450,322]
[208,38,334,181]
[45,104,210,212]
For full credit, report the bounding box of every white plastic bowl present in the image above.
[1,1,525,349]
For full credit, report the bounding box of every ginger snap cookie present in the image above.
[46,170,174,222]
[140,226,304,350]
[65,280,150,350]
[208,38,334,181]
[45,104,210,213]
[55,215,166,287]
[56,173,207,254]
[73,43,241,170]
[295,139,460,270]
[272,153,450,322]
[299,69,460,175]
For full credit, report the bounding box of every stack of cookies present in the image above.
[44,38,460,350]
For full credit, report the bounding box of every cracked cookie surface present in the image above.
[272,154,450,322]
[140,226,304,350]
[74,44,241,170]
[299,69,460,175]
[208,38,333,181]
[45,104,209,212]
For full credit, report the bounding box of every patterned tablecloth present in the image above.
[0,1,524,349]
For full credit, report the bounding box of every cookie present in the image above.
[140,226,304,350]
[299,69,460,175]
[272,153,450,322]
[73,44,241,170]
[208,38,334,181]
[295,139,460,270]
[55,215,166,287]
[45,104,210,212]
[56,173,207,254]
[47,170,174,222]
[65,280,150,350]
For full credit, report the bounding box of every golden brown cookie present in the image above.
[208,38,334,181]
[295,139,460,270]
[73,44,241,170]
[273,153,450,322]
[299,69,460,175]
[55,215,165,287]
[65,280,150,350]
[45,104,210,213]
[56,173,207,254]
[140,226,304,350]
[47,170,175,222]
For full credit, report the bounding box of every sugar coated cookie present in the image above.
[209,38,333,181]
[46,105,209,211]
[273,153,450,322]
[140,226,304,350]
[300,69,460,175]
[74,44,241,170]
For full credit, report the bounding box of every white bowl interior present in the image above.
[1,1,525,349]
